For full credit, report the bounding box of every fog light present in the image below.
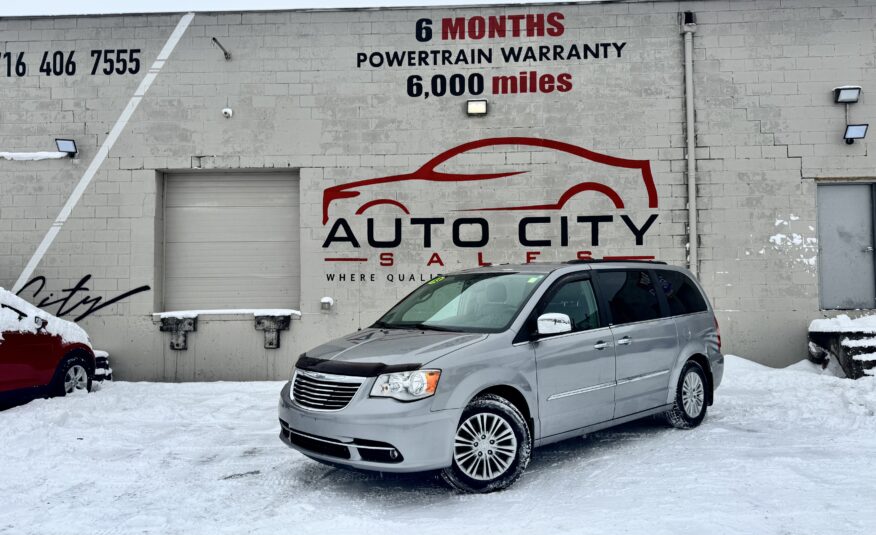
[389,449,399,460]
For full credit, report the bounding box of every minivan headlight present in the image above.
[370,370,441,401]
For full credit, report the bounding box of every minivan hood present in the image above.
[302,328,486,371]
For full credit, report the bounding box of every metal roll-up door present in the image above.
[163,172,300,311]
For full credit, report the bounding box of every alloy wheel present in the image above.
[681,371,705,418]
[453,413,518,481]
[64,365,89,394]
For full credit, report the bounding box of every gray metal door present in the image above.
[818,184,876,309]
[534,278,616,437]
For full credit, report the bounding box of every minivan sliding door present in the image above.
[595,269,678,419]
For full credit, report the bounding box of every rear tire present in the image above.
[664,360,708,429]
[52,355,93,397]
[441,394,531,493]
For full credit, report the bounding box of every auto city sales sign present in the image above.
[321,137,662,281]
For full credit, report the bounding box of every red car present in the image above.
[0,287,95,403]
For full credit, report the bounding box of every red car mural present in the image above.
[0,288,95,403]
[322,137,659,225]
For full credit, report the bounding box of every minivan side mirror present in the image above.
[536,313,572,336]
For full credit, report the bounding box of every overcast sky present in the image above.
[0,0,563,17]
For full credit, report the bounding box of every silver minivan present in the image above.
[279,261,723,492]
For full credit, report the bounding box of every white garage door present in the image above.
[163,172,300,311]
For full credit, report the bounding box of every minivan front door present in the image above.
[596,269,679,418]
[531,278,616,438]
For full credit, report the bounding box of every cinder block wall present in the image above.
[1,0,874,379]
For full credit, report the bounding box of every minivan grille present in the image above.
[291,369,363,411]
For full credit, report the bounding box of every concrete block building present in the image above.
[1,0,874,380]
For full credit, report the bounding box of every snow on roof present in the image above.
[809,314,876,334]
[0,287,91,346]
[155,309,302,320]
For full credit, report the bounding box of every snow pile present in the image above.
[0,287,90,346]
[157,309,302,320]
[93,350,112,380]
[841,337,876,348]
[783,357,876,414]
[1,355,875,535]
[836,338,876,362]
[0,151,68,161]
[810,314,876,333]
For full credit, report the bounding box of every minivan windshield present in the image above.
[373,272,546,333]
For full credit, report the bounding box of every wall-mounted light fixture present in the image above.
[54,139,77,157]
[833,85,867,144]
[844,124,869,145]
[834,85,861,103]
[466,99,488,116]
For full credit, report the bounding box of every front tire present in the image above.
[52,355,93,397]
[441,394,531,493]
[664,360,708,429]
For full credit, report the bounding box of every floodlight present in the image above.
[834,86,862,104]
[466,99,488,116]
[843,124,868,144]
[54,139,77,157]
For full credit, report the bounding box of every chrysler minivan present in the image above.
[279,260,723,492]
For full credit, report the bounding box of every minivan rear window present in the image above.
[598,270,661,325]
[656,270,708,316]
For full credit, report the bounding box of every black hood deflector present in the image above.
[295,356,421,377]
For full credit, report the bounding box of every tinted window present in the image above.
[656,270,708,316]
[540,279,600,332]
[598,270,661,325]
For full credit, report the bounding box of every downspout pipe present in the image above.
[682,13,698,277]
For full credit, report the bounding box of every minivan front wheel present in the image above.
[665,360,708,429]
[441,394,531,493]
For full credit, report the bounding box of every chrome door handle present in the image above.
[617,336,632,346]
[593,341,609,350]
[864,246,874,253]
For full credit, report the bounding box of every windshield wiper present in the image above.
[372,321,458,332]
[413,323,458,332]
[372,321,420,330]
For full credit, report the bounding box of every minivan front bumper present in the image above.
[278,381,459,473]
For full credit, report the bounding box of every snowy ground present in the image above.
[1,356,875,535]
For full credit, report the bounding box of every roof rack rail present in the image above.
[565,259,667,265]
